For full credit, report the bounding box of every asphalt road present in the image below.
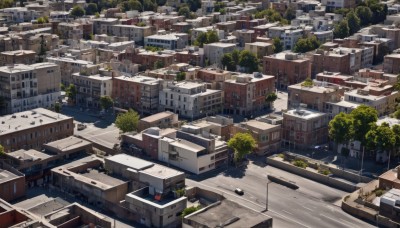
[74,121,120,149]
[187,160,374,228]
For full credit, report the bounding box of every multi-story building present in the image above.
[158,125,229,174]
[383,53,400,74]
[245,42,274,59]
[159,81,223,119]
[282,108,329,150]
[72,73,113,109]
[232,119,281,156]
[287,83,343,112]
[112,75,163,114]
[0,50,36,65]
[47,56,95,85]
[92,18,119,35]
[175,49,203,67]
[203,42,236,67]
[57,22,83,44]
[0,165,25,202]
[0,7,40,23]
[137,111,179,132]
[321,0,357,11]
[196,68,232,89]
[315,72,353,86]
[0,108,74,152]
[144,33,188,50]
[110,25,154,44]
[263,52,311,90]
[233,29,257,47]
[224,73,275,116]
[137,51,175,70]
[0,63,61,114]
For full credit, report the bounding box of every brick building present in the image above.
[0,165,25,202]
[137,111,179,132]
[0,108,74,152]
[224,73,275,116]
[112,75,163,114]
[0,50,36,66]
[263,52,311,90]
[196,68,232,89]
[383,54,400,74]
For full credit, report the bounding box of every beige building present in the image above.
[232,120,281,156]
[138,111,179,132]
[0,50,36,65]
[203,42,236,67]
[110,25,154,44]
[282,108,329,150]
[383,53,400,74]
[245,42,274,59]
[47,56,96,85]
[0,63,61,114]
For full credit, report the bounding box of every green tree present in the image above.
[392,125,400,157]
[176,72,186,81]
[284,7,296,21]
[346,10,361,35]
[154,60,164,69]
[193,30,219,47]
[333,20,350,39]
[369,3,387,24]
[60,83,65,91]
[206,30,219,44]
[85,3,98,15]
[70,6,85,18]
[273,37,283,53]
[178,6,191,18]
[0,0,14,9]
[0,144,4,157]
[193,33,207,47]
[95,12,100,18]
[221,53,236,71]
[366,123,395,155]
[374,44,389,64]
[329,113,354,148]
[54,102,61,113]
[37,17,45,24]
[136,21,147,27]
[301,77,313,87]
[143,0,157,11]
[187,0,201,11]
[356,6,372,26]
[227,132,257,162]
[156,0,166,6]
[100,96,113,110]
[265,92,278,103]
[293,36,320,53]
[334,8,350,16]
[239,50,259,73]
[66,84,77,102]
[115,109,140,133]
[181,205,201,218]
[350,105,378,146]
[231,49,240,65]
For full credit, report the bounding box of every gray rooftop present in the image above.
[44,136,91,153]
[0,169,20,184]
[8,149,52,162]
[106,154,154,171]
[140,164,184,179]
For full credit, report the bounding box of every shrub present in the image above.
[181,205,201,218]
[319,169,331,175]
[374,189,384,197]
[277,153,285,159]
[293,159,308,169]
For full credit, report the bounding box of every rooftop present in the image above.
[140,111,175,123]
[380,188,400,207]
[106,154,154,171]
[241,120,280,131]
[0,62,57,73]
[0,108,72,136]
[140,163,184,179]
[377,117,400,127]
[289,83,338,93]
[285,108,326,119]
[0,50,35,56]
[114,75,162,84]
[0,169,20,184]
[204,42,236,48]
[8,149,52,162]
[185,200,272,227]
[44,136,91,154]
[168,138,206,153]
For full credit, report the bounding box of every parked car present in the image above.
[77,123,87,131]
[234,188,244,195]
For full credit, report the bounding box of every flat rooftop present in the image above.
[0,169,20,184]
[289,84,337,93]
[285,109,326,119]
[0,108,72,136]
[114,75,161,84]
[140,111,175,123]
[44,136,91,153]
[106,154,154,171]
[168,138,205,153]
[81,169,126,186]
[242,120,279,131]
[380,188,400,207]
[325,100,360,109]
[185,199,272,227]
[379,168,400,186]
[204,42,236,48]
[8,149,52,162]
[140,163,184,179]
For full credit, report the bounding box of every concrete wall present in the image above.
[266,157,358,192]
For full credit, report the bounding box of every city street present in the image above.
[274,90,288,112]
[187,159,374,228]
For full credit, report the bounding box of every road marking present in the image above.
[320,214,351,227]
[339,218,356,227]
[302,206,313,212]
[186,180,310,228]
[282,210,293,215]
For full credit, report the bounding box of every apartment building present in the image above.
[282,108,329,150]
[47,56,95,85]
[316,72,353,86]
[232,120,281,156]
[144,33,188,50]
[0,7,40,23]
[159,81,223,119]
[245,42,274,59]
[0,165,25,202]
[268,26,304,50]
[189,115,234,141]
[158,125,229,174]
[224,73,275,116]
[263,52,311,90]
[138,111,179,132]
[112,75,163,114]
[58,22,83,43]
[383,54,400,74]
[92,18,119,35]
[196,68,232,89]
[72,73,113,109]
[233,29,257,47]
[203,42,236,67]
[137,51,175,70]
[321,0,357,11]
[0,108,74,152]
[0,50,36,65]
[287,83,343,111]
[110,25,154,44]
[0,63,61,114]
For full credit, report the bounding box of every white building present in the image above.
[110,25,153,44]
[159,81,223,119]
[144,33,188,50]
[203,42,236,66]
[0,63,61,114]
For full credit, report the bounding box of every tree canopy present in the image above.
[328,112,354,145]
[228,132,257,162]
[265,93,278,103]
[273,37,283,53]
[0,0,14,9]
[176,72,186,81]
[221,53,236,71]
[85,3,98,15]
[238,50,259,73]
[100,96,113,110]
[119,0,142,12]
[346,10,361,35]
[293,36,320,53]
[193,30,219,47]
[66,84,77,102]
[365,123,396,152]
[333,20,350,39]
[356,6,372,26]
[115,109,140,133]
[178,6,191,18]
[154,60,164,69]
[70,6,85,18]
[350,105,378,145]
